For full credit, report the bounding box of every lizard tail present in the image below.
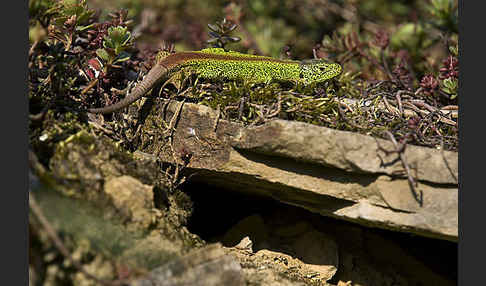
[87,64,169,114]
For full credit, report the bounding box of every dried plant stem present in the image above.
[378,132,423,206]
[80,78,99,96]
[338,98,457,125]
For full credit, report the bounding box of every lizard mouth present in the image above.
[314,64,341,83]
[326,63,342,77]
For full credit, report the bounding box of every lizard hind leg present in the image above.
[155,50,173,63]
[161,67,193,93]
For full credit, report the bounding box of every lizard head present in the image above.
[299,59,342,84]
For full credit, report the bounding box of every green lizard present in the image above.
[87,48,342,114]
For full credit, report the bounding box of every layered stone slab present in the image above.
[138,100,458,241]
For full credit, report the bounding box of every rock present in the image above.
[291,230,339,281]
[48,130,166,200]
[104,175,154,229]
[139,100,458,241]
[131,243,244,286]
[222,214,268,250]
[224,214,339,282]
[255,248,337,283]
[234,236,253,252]
[230,119,457,185]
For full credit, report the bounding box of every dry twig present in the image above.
[377,131,423,206]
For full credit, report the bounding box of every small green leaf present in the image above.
[449,45,458,56]
[227,23,237,32]
[222,36,241,43]
[113,51,131,64]
[208,31,220,38]
[76,23,94,31]
[103,26,131,55]
[208,24,219,32]
[206,38,219,43]
[441,77,458,98]
[96,48,110,62]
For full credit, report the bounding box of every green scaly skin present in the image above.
[88,48,341,114]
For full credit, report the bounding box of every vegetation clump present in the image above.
[29,0,458,158]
